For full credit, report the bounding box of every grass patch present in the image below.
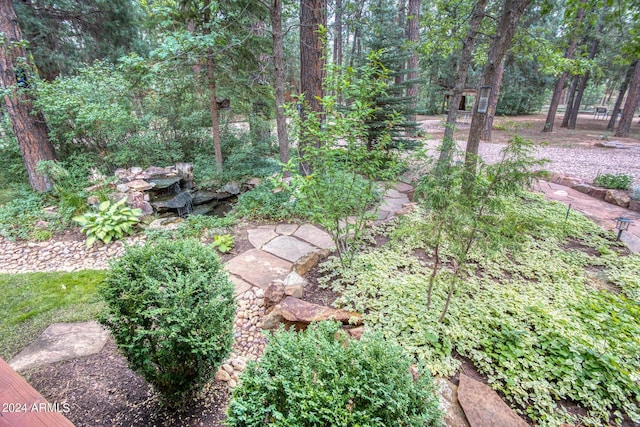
[0,270,106,360]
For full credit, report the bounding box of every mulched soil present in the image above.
[25,340,229,427]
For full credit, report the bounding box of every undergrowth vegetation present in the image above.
[226,321,442,426]
[321,193,640,426]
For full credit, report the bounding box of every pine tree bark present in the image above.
[463,0,532,184]
[394,0,406,87]
[405,0,420,129]
[607,61,635,131]
[615,60,640,138]
[481,58,505,141]
[207,54,223,170]
[542,5,585,133]
[567,35,600,129]
[0,0,56,192]
[561,75,579,127]
[299,0,326,173]
[333,0,343,67]
[271,0,289,165]
[437,0,487,170]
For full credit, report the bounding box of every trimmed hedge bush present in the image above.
[226,321,442,426]
[100,238,235,404]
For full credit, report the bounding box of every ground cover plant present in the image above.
[321,192,640,426]
[0,270,106,360]
[593,173,634,190]
[100,238,236,405]
[226,321,442,427]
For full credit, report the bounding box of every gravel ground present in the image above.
[422,140,640,187]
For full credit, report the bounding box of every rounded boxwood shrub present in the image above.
[226,321,442,426]
[100,238,235,404]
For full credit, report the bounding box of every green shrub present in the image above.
[100,239,235,404]
[226,321,442,427]
[73,198,141,246]
[235,180,306,221]
[0,189,66,240]
[593,173,633,190]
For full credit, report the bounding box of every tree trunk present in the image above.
[299,0,326,173]
[333,0,343,67]
[405,0,420,129]
[0,0,56,192]
[607,61,635,131]
[271,0,290,165]
[567,35,600,129]
[615,60,640,137]
[561,75,579,127]
[542,5,585,133]
[207,54,223,170]
[348,1,364,68]
[395,0,406,87]
[437,0,487,170]
[463,0,532,183]
[481,58,505,141]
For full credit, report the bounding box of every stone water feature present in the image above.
[95,163,250,218]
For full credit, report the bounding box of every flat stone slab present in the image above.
[293,224,335,250]
[384,188,408,199]
[379,197,409,212]
[276,224,299,235]
[594,140,631,149]
[225,249,292,289]
[458,374,528,427]
[247,228,278,249]
[262,236,318,262]
[229,275,253,296]
[9,321,110,372]
[393,181,414,193]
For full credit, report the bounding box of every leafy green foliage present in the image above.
[0,270,106,360]
[593,173,633,190]
[235,180,306,221]
[212,234,234,253]
[226,321,442,427]
[100,239,235,405]
[73,198,141,246]
[0,189,67,240]
[287,53,405,265]
[325,193,640,426]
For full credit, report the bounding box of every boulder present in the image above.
[458,374,528,427]
[283,271,306,298]
[262,296,362,330]
[588,187,607,200]
[604,190,631,208]
[222,181,242,195]
[293,249,330,276]
[572,183,593,194]
[435,377,470,427]
[126,179,154,192]
[151,191,193,209]
[629,200,640,213]
[264,281,286,307]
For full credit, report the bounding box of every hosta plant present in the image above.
[73,198,141,246]
[212,234,234,253]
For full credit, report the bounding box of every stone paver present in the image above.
[262,235,318,263]
[247,228,278,249]
[293,224,335,250]
[275,224,299,235]
[229,275,253,296]
[536,180,640,253]
[458,374,529,427]
[9,321,109,372]
[225,248,292,289]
